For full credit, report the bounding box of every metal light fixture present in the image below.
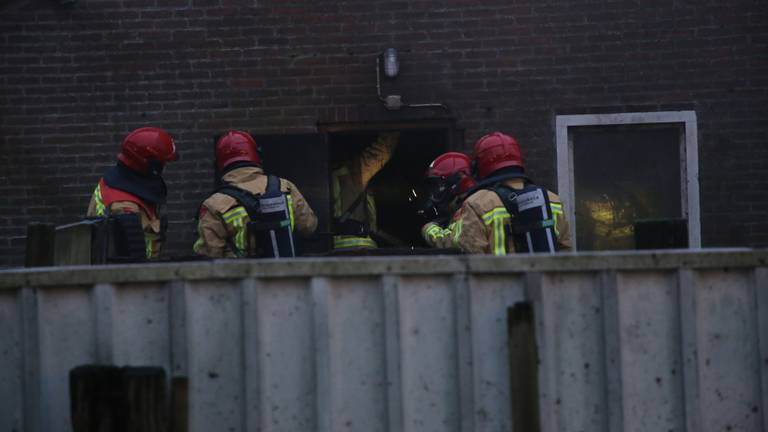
[382,48,399,78]
[375,47,449,112]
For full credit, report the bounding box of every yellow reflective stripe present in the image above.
[495,216,507,255]
[333,235,377,249]
[421,223,435,238]
[223,207,248,223]
[221,206,249,253]
[451,219,462,248]
[482,208,510,225]
[145,232,157,258]
[93,184,106,216]
[424,224,446,239]
[287,194,295,231]
[550,203,563,236]
[193,236,204,253]
[482,207,510,256]
[232,217,246,252]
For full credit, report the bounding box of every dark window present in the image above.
[572,125,683,250]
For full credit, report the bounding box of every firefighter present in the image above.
[420,152,477,249]
[193,130,317,258]
[331,131,399,250]
[454,132,572,255]
[87,127,179,259]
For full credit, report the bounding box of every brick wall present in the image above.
[1,0,766,266]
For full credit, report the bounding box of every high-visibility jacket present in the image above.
[86,178,163,259]
[193,166,317,258]
[331,132,398,250]
[454,178,572,255]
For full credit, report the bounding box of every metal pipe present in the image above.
[376,56,386,102]
[406,102,451,111]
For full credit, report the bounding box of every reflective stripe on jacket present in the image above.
[198,194,296,255]
[455,179,572,255]
[193,167,317,258]
[421,208,464,249]
[333,235,377,249]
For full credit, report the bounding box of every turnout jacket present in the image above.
[455,178,572,255]
[193,166,317,258]
[421,195,466,249]
[421,210,464,249]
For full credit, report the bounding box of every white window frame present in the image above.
[555,111,701,250]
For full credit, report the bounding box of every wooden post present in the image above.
[24,222,55,267]
[508,302,541,432]
[170,376,188,432]
[70,365,126,432]
[122,367,167,432]
[70,365,168,432]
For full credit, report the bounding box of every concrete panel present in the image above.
[755,267,768,432]
[539,272,607,432]
[111,283,171,368]
[615,271,685,432]
[255,278,316,432]
[467,274,526,432]
[324,277,387,432]
[398,275,459,432]
[695,270,762,432]
[37,287,95,432]
[0,291,22,431]
[1,251,767,431]
[185,280,244,432]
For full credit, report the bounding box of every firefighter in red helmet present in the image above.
[193,131,317,258]
[420,152,477,248]
[87,127,178,259]
[454,132,572,255]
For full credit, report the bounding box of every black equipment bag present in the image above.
[87,213,147,263]
[110,213,147,259]
[217,175,296,258]
[492,183,558,253]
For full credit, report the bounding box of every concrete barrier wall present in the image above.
[1,250,767,432]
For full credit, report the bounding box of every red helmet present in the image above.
[473,132,524,179]
[215,131,261,172]
[118,127,178,175]
[426,152,477,195]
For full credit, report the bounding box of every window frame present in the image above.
[555,111,701,250]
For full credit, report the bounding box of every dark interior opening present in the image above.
[328,128,449,249]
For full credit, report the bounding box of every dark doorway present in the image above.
[251,120,460,255]
[327,128,449,248]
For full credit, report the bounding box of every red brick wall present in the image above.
[1,0,767,266]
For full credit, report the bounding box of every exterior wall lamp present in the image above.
[376,48,448,112]
[382,48,400,79]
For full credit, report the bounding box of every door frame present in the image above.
[555,111,701,249]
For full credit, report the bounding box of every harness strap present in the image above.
[337,189,367,225]
[217,184,261,219]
